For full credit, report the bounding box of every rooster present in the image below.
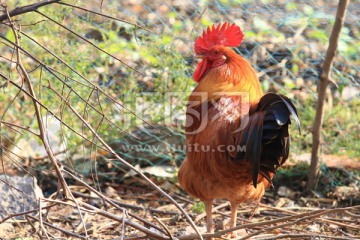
[178,23,300,237]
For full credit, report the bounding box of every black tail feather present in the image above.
[244,112,265,188]
[241,93,300,188]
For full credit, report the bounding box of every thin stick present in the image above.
[38,198,50,239]
[0,120,39,137]
[0,204,58,224]
[307,0,350,190]
[2,31,169,137]
[35,10,143,75]
[56,2,151,32]
[6,12,90,238]
[79,201,170,240]
[5,7,70,197]
[5,79,110,153]
[27,215,87,239]
[260,203,360,230]
[67,173,170,235]
[0,0,61,22]
[25,215,43,239]
[195,202,229,223]
[178,205,360,240]
[71,190,179,215]
[252,233,358,240]
[46,83,203,239]
[154,216,175,240]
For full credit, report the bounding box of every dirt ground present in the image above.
[1,152,359,239]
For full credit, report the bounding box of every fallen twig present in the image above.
[260,203,360,230]
[195,202,229,223]
[178,205,360,240]
[71,190,180,215]
[27,215,87,239]
[79,201,170,240]
[252,233,358,240]
[154,216,175,240]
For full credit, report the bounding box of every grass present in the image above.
[1,0,359,171]
[274,162,359,197]
[192,201,205,214]
[290,96,360,158]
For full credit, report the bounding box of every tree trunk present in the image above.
[306,0,350,191]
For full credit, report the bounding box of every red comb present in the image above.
[194,22,244,54]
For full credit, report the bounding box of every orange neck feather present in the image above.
[190,48,263,105]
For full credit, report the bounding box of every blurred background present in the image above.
[0,0,359,238]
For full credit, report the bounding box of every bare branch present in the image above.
[154,216,175,240]
[0,72,9,88]
[71,190,180,216]
[8,79,110,153]
[253,234,358,240]
[2,29,170,137]
[0,0,61,22]
[35,10,144,76]
[0,120,39,137]
[71,190,169,235]
[56,2,152,32]
[307,0,350,191]
[27,215,87,239]
[178,205,360,240]
[0,204,57,224]
[79,201,170,240]
[45,82,203,239]
[6,15,72,198]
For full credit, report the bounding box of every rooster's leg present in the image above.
[229,201,240,238]
[204,199,214,234]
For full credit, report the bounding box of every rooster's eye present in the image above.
[213,50,220,55]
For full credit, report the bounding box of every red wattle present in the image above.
[193,59,209,82]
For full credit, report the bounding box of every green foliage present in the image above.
[1,0,359,163]
[218,0,253,5]
[290,94,360,158]
[192,201,205,214]
[322,99,360,157]
[274,162,359,196]
[307,29,329,43]
[274,163,309,185]
[285,2,298,11]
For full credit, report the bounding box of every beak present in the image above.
[195,54,204,59]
